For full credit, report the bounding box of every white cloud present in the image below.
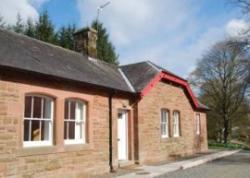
[226,19,249,38]
[0,0,49,25]
[0,0,240,78]
[77,1,241,77]
[77,0,199,46]
[121,25,226,78]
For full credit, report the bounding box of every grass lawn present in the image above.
[208,141,250,150]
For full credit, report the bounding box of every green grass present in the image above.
[208,141,249,150]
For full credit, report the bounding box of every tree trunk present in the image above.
[223,119,229,144]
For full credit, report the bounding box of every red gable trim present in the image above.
[140,71,199,109]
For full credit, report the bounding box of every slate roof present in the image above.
[0,28,132,93]
[120,61,209,110]
[120,61,186,92]
[120,61,159,92]
[0,28,208,110]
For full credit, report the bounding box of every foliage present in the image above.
[24,18,36,38]
[231,100,250,142]
[1,12,119,64]
[57,25,76,50]
[208,141,249,150]
[13,14,25,33]
[92,20,119,65]
[189,40,250,144]
[35,11,56,44]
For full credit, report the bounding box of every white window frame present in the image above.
[196,113,201,135]
[23,95,54,147]
[64,99,86,145]
[173,111,180,137]
[161,109,169,138]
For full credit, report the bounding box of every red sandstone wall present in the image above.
[137,81,208,164]
[0,78,134,178]
[0,76,207,177]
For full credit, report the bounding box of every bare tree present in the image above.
[190,40,250,144]
[0,15,5,28]
[232,0,250,14]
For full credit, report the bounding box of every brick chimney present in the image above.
[73,27,98,58]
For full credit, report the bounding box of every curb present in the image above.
[180,150,241,170]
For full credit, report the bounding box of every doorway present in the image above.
[117,110,128,161]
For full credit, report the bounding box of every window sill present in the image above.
[23,141,53,148]
[160,136,183,143]
[64,140,85,145]
[63,143,93,152]
[17,145,57,157]
[17,143,94,157]
[161,136,169,140]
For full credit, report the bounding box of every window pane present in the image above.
[196,114,200,134]
[31,120,41,141]
[161,110,170,137]
[174,112,180,136]
[64,100,86,143]
[24,120,30,141]
[76,123,83,139]
[161,124,166,135]
[77,102,83,121]
[24,96,32,118]
[68,122,75,139]
[41,120,50,141]
[43,98,51,119]
[33,97,42,118]
[64,121,68,139]
[70,101,76,120]
[65,100,69,120]
[161,111,166,122]
[166,118,169,136]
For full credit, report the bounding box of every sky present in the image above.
[0,0,249,78]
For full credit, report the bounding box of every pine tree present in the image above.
[25,18,36,38]
[91,20,119,65]
[13,14,24,33]
[35,11,56,43]
[57,24,76,50]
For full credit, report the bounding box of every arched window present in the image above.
[161,109,170,138]
[173,111,180,137]
[23,95,54,147]
[64,99,87,144]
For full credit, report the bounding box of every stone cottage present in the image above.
[0,27,208,177]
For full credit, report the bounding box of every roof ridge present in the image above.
[118,68,135,92]
[120,60,149,67]
[88,56,118,69]
[146,60,187,81]
[146,61,162,72]
[0,28,84,58]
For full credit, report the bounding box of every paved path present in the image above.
[114,150,239,178]
[159,150,250,178]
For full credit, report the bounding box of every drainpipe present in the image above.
[109,91,115,172]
